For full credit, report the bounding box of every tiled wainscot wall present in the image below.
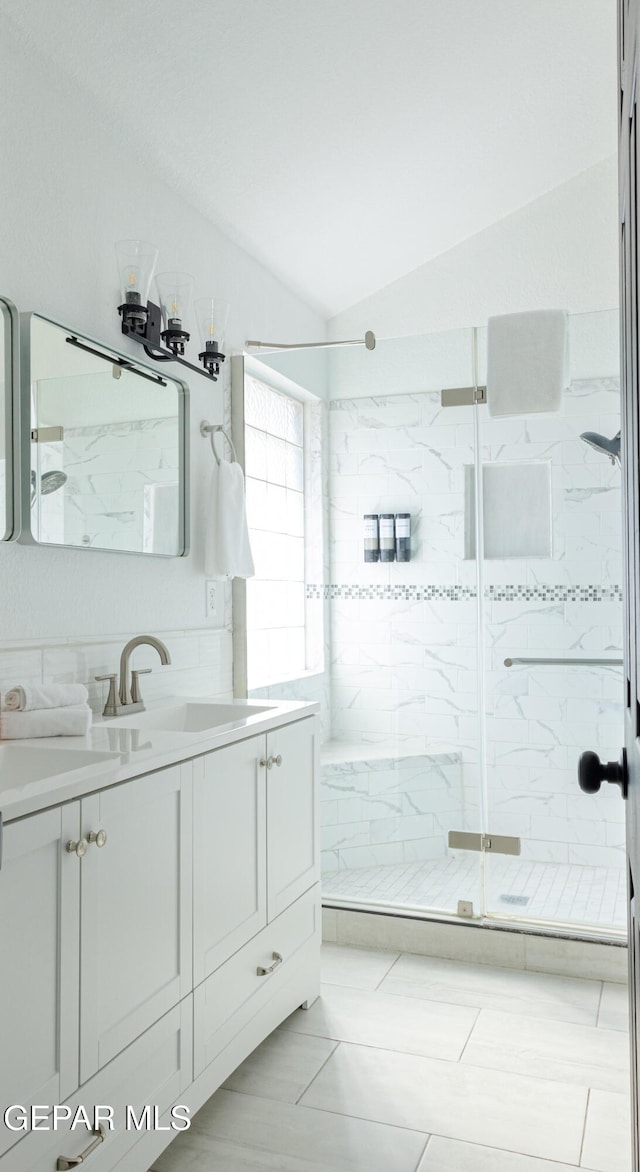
[0,628,233,716]
[322,377,624,875]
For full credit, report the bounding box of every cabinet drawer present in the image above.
[2,998,192,1172]
[194,884,320,1077]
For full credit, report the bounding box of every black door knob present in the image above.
[578,749,628,799]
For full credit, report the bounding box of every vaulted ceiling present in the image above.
[3,0,617,316]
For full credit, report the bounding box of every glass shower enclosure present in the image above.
[319,310,624,938]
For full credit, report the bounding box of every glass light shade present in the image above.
[155,272,194,328]
[115,240,158,306]
[195,298,229,351]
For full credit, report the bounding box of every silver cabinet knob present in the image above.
[260,757,273,769]
[88,829,107,848]
[273,754,282,767]
[66,839,88,858]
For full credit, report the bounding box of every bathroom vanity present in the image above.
[0,698,320,1172]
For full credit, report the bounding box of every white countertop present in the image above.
[0,696,319,822]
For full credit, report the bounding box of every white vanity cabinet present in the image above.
[265,719,318,919]
[79,764,193,1083]
[0,707,320,1172]
[192,716,319,1080]
[193,734,267,984]
[0,805,81,1160]
[193,717,318,986]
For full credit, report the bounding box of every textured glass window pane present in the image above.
[245,426,267,481]
[285,535,305,581]
[286,582,306,627]
[285,443,304,491]
[266,482,288,530]
[243,373,308,686]
[286,490,304,537]
[264,384,289,440]
[244,376,267,431]
[266,434,287,487]
[285,397,304,445]
[245,477,269,531]
[284,627,305,674]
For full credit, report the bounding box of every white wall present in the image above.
[0,18,325,643]
[329,156,618,344]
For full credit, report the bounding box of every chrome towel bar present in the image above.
[504,656,623,668]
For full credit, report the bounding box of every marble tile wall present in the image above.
[320,749,463,875]
[326,378,625,886]
[0,627,233,715]
[37,417,180,551]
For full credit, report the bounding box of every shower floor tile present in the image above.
[322,853,627,932]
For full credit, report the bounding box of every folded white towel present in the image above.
[204,458,255,580]
[4,683,89,712]
[487,309,568,418]
[1,705,92,739]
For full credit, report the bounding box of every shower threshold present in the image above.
[322,854,627,942]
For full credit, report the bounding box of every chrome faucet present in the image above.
[96,635,171,718]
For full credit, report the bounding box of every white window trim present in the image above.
[230,354,324,697]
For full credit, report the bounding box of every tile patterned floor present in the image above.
[322,854,627,931]
[151,942,631,1172]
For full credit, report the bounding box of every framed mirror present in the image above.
[18,314,189,556]
[0,297,18,541]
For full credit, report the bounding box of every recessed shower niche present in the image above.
[464,461,552,559]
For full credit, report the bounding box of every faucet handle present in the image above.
[95,674,118,718]
[131,668,152,705]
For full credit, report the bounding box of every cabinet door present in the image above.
[0,804,80,1159]
[193,734,267,985]
[80,763,192,1083]
[266,717,318,920]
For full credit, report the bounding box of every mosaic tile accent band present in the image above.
[306,584,623,602]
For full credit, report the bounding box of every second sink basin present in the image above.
[0,745,120,791]
[109,701,274,733]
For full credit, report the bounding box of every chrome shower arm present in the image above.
[246,330,375,352]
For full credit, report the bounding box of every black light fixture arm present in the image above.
[118,299,224,382]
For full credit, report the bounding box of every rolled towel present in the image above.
[1,705,92,739]
[4,683,89,712]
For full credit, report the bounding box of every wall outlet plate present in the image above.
[206,580,218,619]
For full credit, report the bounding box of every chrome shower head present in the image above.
[580,430,621,465]
[30,469,68,507]
[40,470,67,495]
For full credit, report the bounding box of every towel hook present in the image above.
[200,420,238,465]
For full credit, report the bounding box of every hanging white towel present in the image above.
[4,683,89,711]
[204,458,255,580]
[1,705,92,739]
[487,309,568,418]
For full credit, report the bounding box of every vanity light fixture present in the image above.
[115,241,227,381]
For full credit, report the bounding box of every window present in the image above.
[242,373,310,688]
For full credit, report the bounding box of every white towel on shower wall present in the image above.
[205,458,255,580]
[487,309,568,417]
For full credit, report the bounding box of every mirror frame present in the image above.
[0,297,18,541]
[17,312,190,556]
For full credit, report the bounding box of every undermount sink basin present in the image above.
[109,701,274,733]
[0,745,119,789]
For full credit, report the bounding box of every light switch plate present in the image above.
[206,580,218,618]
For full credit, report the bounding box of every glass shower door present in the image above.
[478,310,626,934]
[318,328,485,921]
